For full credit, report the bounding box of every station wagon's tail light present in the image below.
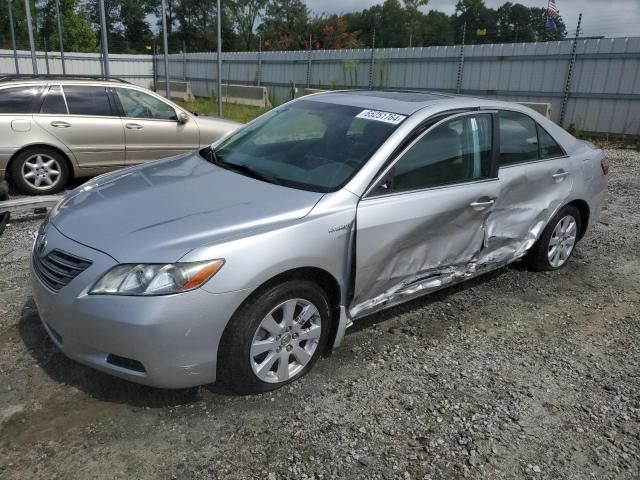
[600,157,609,175]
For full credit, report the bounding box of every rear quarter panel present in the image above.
[0,113,78,177]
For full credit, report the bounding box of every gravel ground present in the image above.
[0,148,638,480]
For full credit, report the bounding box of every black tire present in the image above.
[217,280,331,395]
[0,180,9,236]
[526,205,581,271]
[10,147,69,195]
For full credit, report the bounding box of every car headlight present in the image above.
[89,259,224,296]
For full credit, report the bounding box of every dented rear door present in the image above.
[484,111,575,261]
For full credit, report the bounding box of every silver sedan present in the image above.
[31,91,608,393]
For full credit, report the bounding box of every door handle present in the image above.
[470,199,495,209]
[125,123,143,130]
[50,121,71,128]
[552,170,570,179]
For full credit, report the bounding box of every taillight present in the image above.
[600,157,609,175]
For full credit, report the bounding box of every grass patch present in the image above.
[177,97,272,124]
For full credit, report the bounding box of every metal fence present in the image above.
[0,49,154,88]
[2,36,640,135]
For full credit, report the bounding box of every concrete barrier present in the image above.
[156,81,194,101]
[303,88,329,96]
[518,102,552,119]
[222,84,271,108]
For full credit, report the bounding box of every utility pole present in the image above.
[99,0,110,77]
[55,0,66,74]
[217,0,223,117]
[24,0,38,74]
[8,0,19,74]
[161,0,171,99]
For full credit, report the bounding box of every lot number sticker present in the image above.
[356,109,406,125]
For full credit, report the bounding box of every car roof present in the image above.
[303,89,456,115]
[0,75,131,87]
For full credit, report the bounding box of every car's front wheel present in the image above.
[217,280,331,394]
[527,205,581,271]
[11,147,69,195]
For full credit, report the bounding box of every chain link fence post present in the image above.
[257,35,262,87]
[306,34,312,88]
[456,22,466,94]
[368,28,376,90]
[559,13,582,128]
[55,0,66,74]
[8,0,19,74]
[24,0,38,74]
[99,0,109,77]
[182,41,187,81]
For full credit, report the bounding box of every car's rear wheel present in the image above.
[11,147,69,195]
[217,280,331,394]
[526,205,581,271]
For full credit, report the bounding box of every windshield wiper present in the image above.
[222,161,283,186]
[201,146,282,186]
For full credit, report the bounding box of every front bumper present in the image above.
[31,224,250,389]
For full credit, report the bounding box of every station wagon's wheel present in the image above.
[11,147,69,195]
[526,205,581,271]
[218,280,331,394]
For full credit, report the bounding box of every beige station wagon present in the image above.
[0,75,240,194]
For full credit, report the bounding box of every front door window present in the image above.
[115,88,177,121]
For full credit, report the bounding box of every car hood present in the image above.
[193,115,242,145]
[51,153,323,263]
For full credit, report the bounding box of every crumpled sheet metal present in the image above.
[349,199,562,320]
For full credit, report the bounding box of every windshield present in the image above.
[212,100,405,192]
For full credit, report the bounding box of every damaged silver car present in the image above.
[31,91,608,393]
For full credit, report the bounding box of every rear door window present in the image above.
[63,86,113,116]
[0,86,43,114]
[537,124,564,159]
[40,85,68,114]
[498,111,539,165]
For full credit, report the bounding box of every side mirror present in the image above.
[178,112,190,124]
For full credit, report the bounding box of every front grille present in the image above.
[33,249,92,291]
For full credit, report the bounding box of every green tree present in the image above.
[417,10,455,46]
[0,0,36,50]
[39,0,98,52]
[174,0,235,52]
[403,0,428,46]
[229,0,268,51]
[258,0,310,50]
[344,0,411,48]
[453,0,497,44]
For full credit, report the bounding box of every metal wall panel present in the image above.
[3,37,639,134]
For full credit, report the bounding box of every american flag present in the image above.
[547,0,560,19]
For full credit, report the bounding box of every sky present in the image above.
[305,0,640,38]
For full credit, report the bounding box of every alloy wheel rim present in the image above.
[250,298,322,383]
[548,215,577,268]
[22,154,61,190]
